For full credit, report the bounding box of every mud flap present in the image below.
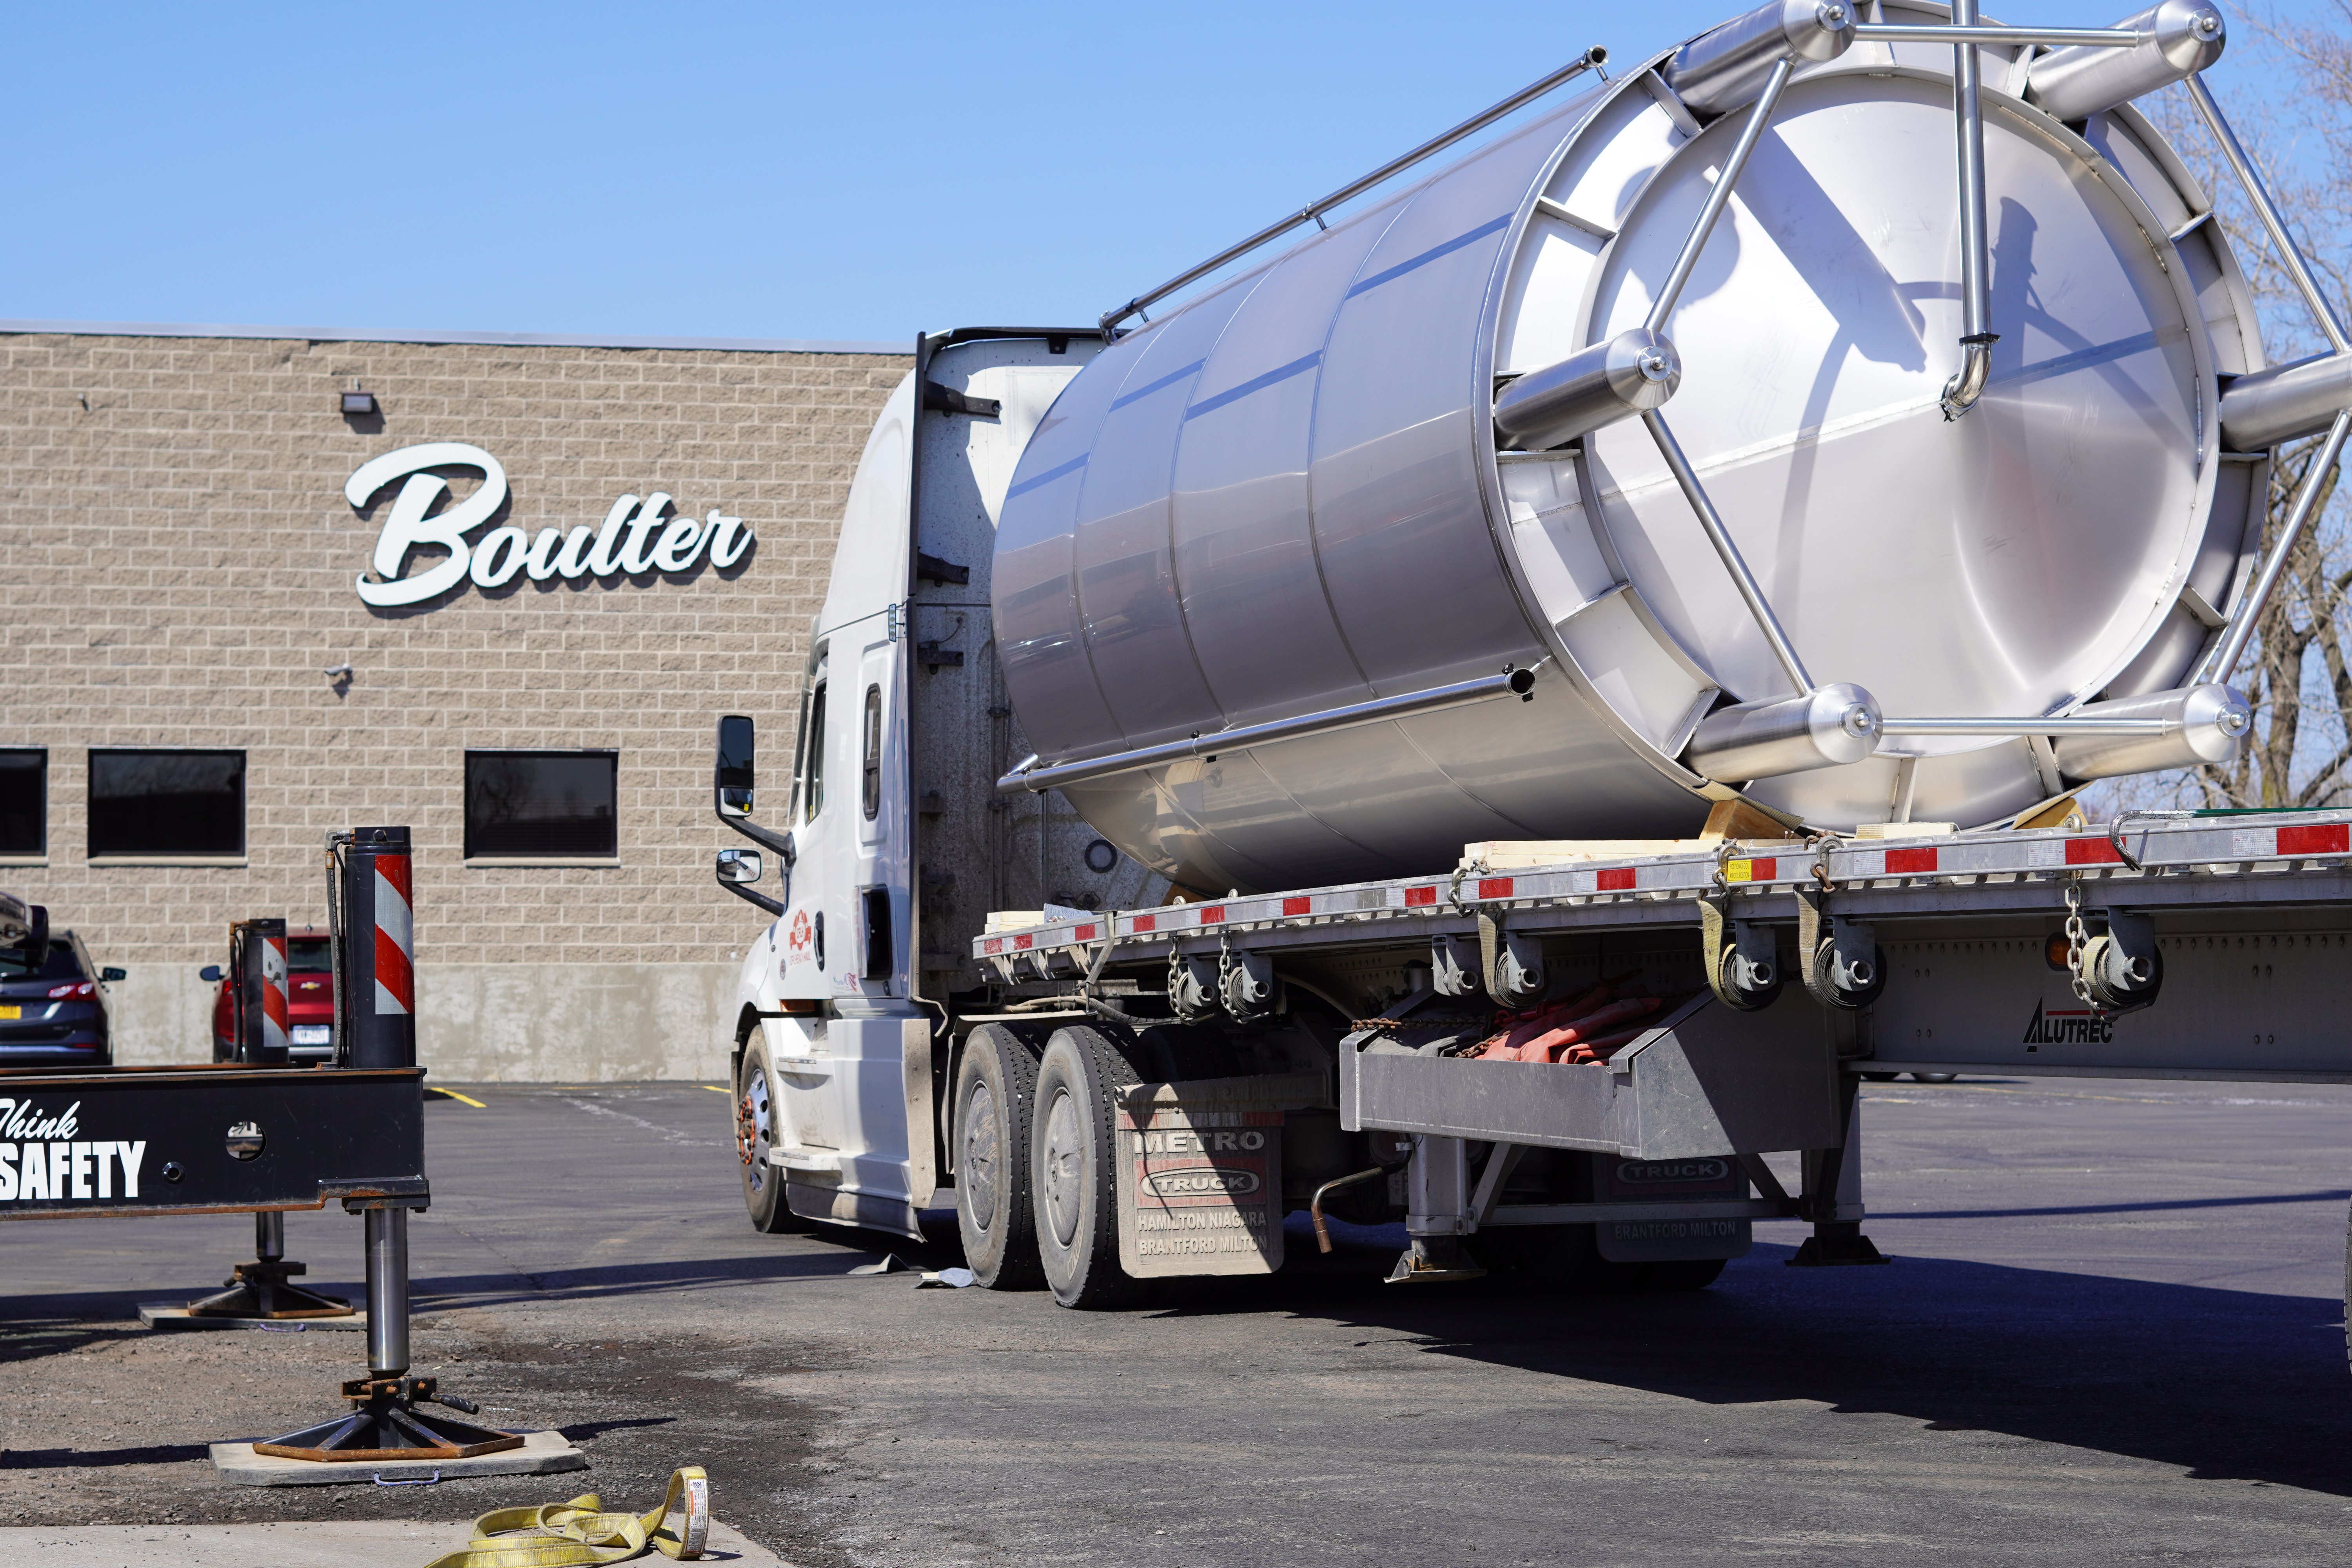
[1592,1154,1753,1262]
[1113,1073,1324,1279]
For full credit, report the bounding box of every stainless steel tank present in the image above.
[993,1,2266,894]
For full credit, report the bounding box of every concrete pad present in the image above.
[140,1302,366,1332]
[210,1427,588,1486]
[0,1518,789,1565]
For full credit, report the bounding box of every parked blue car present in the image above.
[0,926,122,1067]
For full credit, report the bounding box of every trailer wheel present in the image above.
[956,1025,1046,1289]
[738,1037,811,1234]
[1032,1026,1146,1309]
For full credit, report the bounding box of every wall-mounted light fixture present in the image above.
[340,389,378,417]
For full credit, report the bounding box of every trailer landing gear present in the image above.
[1387,1235,1486,1283]
[1789,1077,1889,1266]
[250,1202,519,1463]
[185,1212,354,1320]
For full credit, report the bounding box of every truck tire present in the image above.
[956,1025,1045,1289]
[737,1035,811,1235]
[1032,1025,1146,1309]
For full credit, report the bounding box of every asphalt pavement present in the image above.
[3,1075,2350,1565]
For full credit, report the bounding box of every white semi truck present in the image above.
[709,0,2352,1326]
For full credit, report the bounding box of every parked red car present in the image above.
[207,926,334,1063]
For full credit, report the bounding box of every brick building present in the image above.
[0,321,909,1079]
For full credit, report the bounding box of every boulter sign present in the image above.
[347,442,753,608]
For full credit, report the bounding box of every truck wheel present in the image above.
[956,1025,1045,1289]
[1032,1026,1145,1309]
[738,1036,811,1234]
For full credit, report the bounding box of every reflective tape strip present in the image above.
[261,934,290,1052]
[2064,837,2124,867]
[375,855,414,1016]
[2280,823,2349,856]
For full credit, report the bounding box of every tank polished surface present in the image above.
[995,2,2264,893]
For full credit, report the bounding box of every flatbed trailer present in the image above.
[966,808,2352,1289]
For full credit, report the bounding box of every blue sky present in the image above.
[0,2,2294,344]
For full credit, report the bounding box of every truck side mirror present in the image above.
[200,965,223,983]
[100,966,126,983]
[717,848,762,884]
[715,714,755,818]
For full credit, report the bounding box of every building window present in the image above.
[464,750,618,860]
[88,749,245,858]
[0,750,44,857]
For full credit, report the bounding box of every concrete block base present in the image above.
[209,1427,586,1487]
[141,1303,366,1332]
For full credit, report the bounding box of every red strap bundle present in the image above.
[1471,973,1653,1062]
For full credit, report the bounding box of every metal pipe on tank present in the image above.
[1854,23,2143,44]
[1494,329,1680,450]
[1687,684,1882,780]
[1663,0,1857,118]
[1649,57,1797,334]
[997,668,1539,795]
[2185,74,2352,354]
[2200,410,2352,684]
[1940,0,1998,421]
[1643,409,1814,694]
[2218,350,2352,451]
[2049,683,2252,780]
[1497,50,1795,452]
[2025,1,2225,122]
[1099,48,1608,334]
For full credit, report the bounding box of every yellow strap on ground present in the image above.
[420,1465,710,1568]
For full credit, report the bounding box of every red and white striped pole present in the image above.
[338,826,416,1070]
[259,919,290,1062]
[237,917,291,1064]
